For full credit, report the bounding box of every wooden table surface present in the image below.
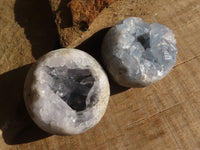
[1,0,200,149]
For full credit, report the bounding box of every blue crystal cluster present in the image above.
[102,17,178,87]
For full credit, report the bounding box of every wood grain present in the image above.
[1,0,200,149]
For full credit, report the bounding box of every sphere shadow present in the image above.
[54,0,89,31]
[14,0,60,59]
[76,28,129,95]
[0,65,52,145]
[55,0,73,29]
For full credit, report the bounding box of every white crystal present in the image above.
[101,17,178,87]
[24,48,110,135]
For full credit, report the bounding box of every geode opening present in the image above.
[46,66,95,112]
[101,17,178,87]
[137,33,150,49]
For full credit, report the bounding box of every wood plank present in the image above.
[1,0,200,149]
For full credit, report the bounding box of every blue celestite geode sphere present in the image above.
[101,17,178,87]
[24,48,110,135]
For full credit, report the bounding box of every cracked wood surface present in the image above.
[1,0,200,149]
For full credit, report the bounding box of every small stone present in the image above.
[69,0,115,26]
[101,17,178,87]
[24,48,110,135]
[49,0,154,48]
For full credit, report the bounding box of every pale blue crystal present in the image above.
[101,17,178,87]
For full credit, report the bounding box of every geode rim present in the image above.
[24,48,110,135]
[101,17,178,87]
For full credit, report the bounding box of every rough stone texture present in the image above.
[101,17,178,87]
[24,48,110,135]
[69,0,115,26]
[49,0,168,48]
